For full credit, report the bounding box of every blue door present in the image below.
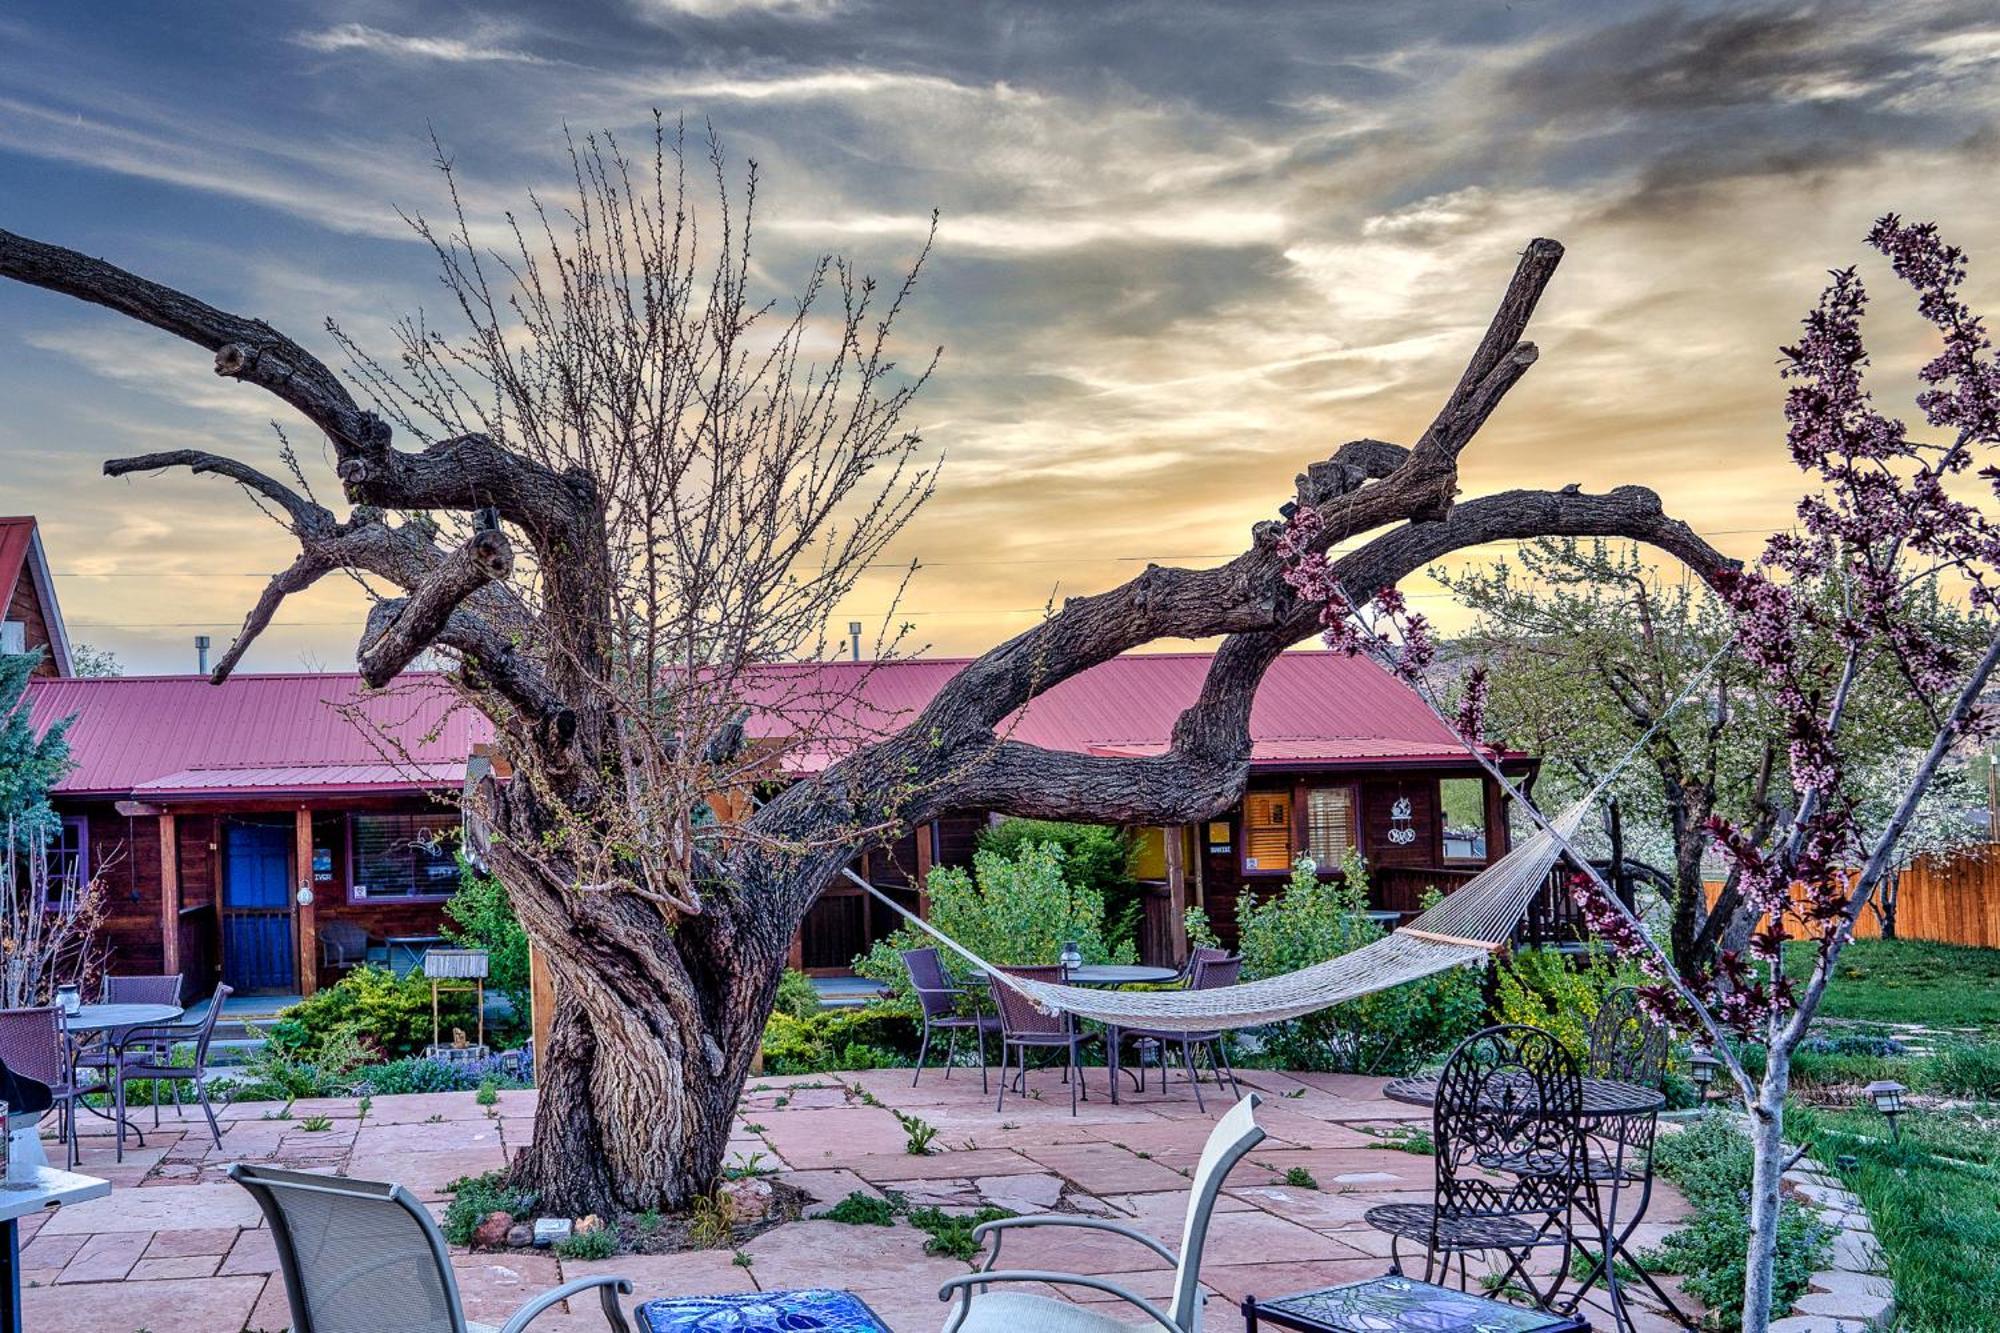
[223,823,295,992]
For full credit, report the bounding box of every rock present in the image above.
[975,1173,1063,1214]
[719,1178,774,1225]
[576,1214,605,1235]
[505,1224,533,1248]
[533,1217,572,1247]
[473,1211,514,1249]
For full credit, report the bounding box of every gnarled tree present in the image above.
[0,126,1730,1213]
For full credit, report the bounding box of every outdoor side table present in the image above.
[0,1165,110,1333]
[636,1288,889,1332]
[1243,1273,1589,1332]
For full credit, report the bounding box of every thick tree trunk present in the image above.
[1739,1061,1792,1333]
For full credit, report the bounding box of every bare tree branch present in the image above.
[357,526,513,686]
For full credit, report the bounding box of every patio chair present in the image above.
[230,1163,635,1333]
[0,1007,80,1168]
[321,920,377,973]
[992,965,1096,1116]
[110,983,234,1152]
[73,973,183,1078]
[937,1092,1265,1332]
[1363,1024,1584,1308]
[904,948,1001,1093]
[1585,986,1668,1087]
[1107,954,1243,1112]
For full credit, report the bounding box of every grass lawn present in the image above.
[1792,1105,2000,1332]
[1784,937,2000,1027]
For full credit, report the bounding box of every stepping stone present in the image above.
[976,1172,1064,1213]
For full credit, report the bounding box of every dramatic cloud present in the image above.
[2,1,1998,671]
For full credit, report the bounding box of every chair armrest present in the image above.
[499,1275,634,1333]
[972,1215,1177,1270]
[936,1271,1179,1333]
[111,1022,202,1050]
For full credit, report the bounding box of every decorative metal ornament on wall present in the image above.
[1387,795,1418,845]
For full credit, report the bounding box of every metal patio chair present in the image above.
[992,965,1096,1116]
[110,983,233,1152]
[1586,986,1669,1087]
[1364,1024,1585,1309]
[320,920,378,973]
[1108,953,1243,1111]
[938,1092,1266,1332]
[904,947,1001,1092]
[230,1163,635,1333]
[73,973,183,1079]
[0,1007,79,1168]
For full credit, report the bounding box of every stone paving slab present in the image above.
[31,1069,1712,1333]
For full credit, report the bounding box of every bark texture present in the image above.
[0,225,1736,1212]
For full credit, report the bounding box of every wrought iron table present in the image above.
[1382,1073,1690,1332]
[637,1288,889,1332]
[1243,1273,1588,1332]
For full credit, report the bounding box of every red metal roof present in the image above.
[23,673,492,798]
[0,519,32,609]
[24,652,1484,799]
[740,651,1484,773]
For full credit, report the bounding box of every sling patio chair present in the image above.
[937,1092,1265,1332]
[904,947,1002,1092]
[1364,1024,1585,1310]
[109,983,234,1152]
[230,1163,636,1333]
[320,920,379,973]
[73,973,183,1080]
[991,964,1098,1115]
[1105,953,1243,1111]
[0,1007,80,1169]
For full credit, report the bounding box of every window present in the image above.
[1439,777,1488,861]
[0,621,23,655]
[1240,792,1292,873]
[1305,787,1356,869]
[350,813,460,899]
[47,816,88,905]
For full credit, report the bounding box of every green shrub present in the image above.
[855,840,1135,993]
[1187,856,1481,1075]
[554,1226,619,1260]
[774,969,822,1020]
[443,858,532,1018]
[1494,944,1647,1063]
[975,820,1140,954]
[442,1170,536,1246]
[1644,1116,1832,1327]
[822,1191,897,1226]
[231,1023,376,1100]
[269,965,475,1061]
[760,1004,919,1075]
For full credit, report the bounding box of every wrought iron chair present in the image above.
[1586,986,1668,1087]
[992,965,1097,1116]
[903,947,1001,1093]
[0,1007,79,1168]
[1107,954,1243,1112]
[1363,1024,1584,1308]
[111,983,234,1153]
[230,1163,635,1333]
[939,1093,1266,1332]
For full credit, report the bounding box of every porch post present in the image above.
[294,807,317,997]
[158,813,180,977]
[529,942,555,1060]
[1164,825,1190,963]
[914,822,935,918]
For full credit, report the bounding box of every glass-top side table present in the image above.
[638,1288,889,1332]
[1243,1274,1590,1333]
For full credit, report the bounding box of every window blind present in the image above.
[1241,792,1292,871]
[1306,787,1356,868]
[351,813,460,899]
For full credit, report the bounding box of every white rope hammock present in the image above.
[844,798,1590,1034]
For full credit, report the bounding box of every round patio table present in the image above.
[64,1003,183,1155]
[1382,1073,1663,1116]
[1062,964,1180,987]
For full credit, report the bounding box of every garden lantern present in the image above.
[1863,1079,1907,1142]
[1688,1048,1720,1103]
[1059,940,1083,975]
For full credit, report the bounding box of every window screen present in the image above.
[1305,787,1356,869]
[351,813,460,899]
[1241,792,1292,872]
[1440,777,1488,860]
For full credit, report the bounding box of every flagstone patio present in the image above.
[26,1067,1699,1332]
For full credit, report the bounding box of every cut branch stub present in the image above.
[357,525,515,687]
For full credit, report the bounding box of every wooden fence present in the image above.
[1706,843,2000,950]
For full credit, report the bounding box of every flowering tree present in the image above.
[1279,217,2000,1329]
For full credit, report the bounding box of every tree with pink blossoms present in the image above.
[1280,216,2000,1329]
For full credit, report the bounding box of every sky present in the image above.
[3,1,2000,675]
